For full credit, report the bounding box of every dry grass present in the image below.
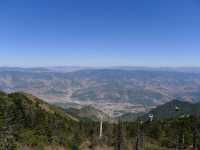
[21,145,68,150]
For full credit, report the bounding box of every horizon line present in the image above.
[1,65,200,69]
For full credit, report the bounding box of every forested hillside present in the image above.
[0,91,81,149]
[142,100,200,120]
[1,92,200,150]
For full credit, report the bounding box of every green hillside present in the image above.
[0,91,81,149]
[142,100,200,120]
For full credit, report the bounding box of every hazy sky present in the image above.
[0,0,200,67]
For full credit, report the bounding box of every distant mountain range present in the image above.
[1,66,200,73]
[1,67,200,111]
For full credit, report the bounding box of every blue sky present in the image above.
[0,0,200,67]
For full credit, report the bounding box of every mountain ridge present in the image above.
[143,99,200,120]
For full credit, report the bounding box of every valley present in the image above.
[1,67,200,117]
[57,101,148,117]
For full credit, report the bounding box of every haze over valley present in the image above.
[1,66,200,117]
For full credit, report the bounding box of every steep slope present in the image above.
[0,91,80,149]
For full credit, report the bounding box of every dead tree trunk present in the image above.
[192,127,197,150]
[135,136,139,150]
[116,120,122,150]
